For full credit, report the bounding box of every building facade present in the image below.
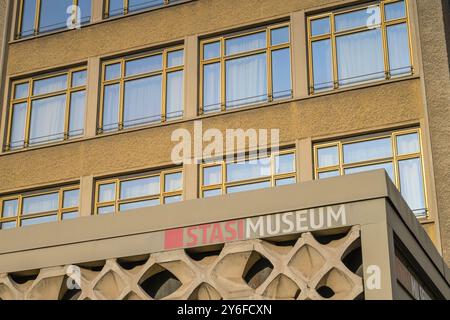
[0,0,449,300]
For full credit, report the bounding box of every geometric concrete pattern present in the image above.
[0,226,363,300]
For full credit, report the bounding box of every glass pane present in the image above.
[69,91,86,137]
[1,221,16,230]
[317,146,339,168]
[226,32,266,56]
[123,75,162,127]
[78,0,92,23]
[38,0,73,33]
[203,42,221,60]
[98,205,115,215]
[108,0,124,16]
[2,199,18,218]
[63,211,79,220]
[271,48,292,99]
[335,7,380,32]
[125,54,162,77]
[20,0,36,37]
[387,23,411,76]
[167,50,184,68]
[119,199,160,212]
[227,159,271,183]
[318,170,340,179]
[226,53,267,108]
[30,95,66,145]
[165,172,183,192]
[336,29,385,85]
[166,71,184,119]
[120,176,160,200]
[276,177,296,186]
[385,1,406,21]
[63,189,79,208]
[33,74,67,95]
[103,84,120,131]
[275,153,295,174]
[22,215,58,226]
[203,189,222,198]
[203,166,222,186]
[98,183,116,202]
[72,70,87,87]
[203,63,221,112]
[312,39,333,91]
[399,158,426,216]
[165,195,182,204]
[10,103,27,149]
[129,0,164,12]
[23,193,59,215]
[311,17,330,36]
[345,162,395,182]
[271,27,289,46]
[397,133,420,155]
[105,63,121,81]
[14,83,29,99]
[343,138,392,164]
[227,181,271,194]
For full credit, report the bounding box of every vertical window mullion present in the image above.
[64,73,72,139]
[330,14,338,89]
[161,51,168,122]
[266,29,273,102]
[24,81,33,147]
[220,38,226,111]
[17,0,24,38]
[34,0,41,36]
[380,3,391,79]
[17,195,23,227]
[124,0,129,14]
[119,61,125,130]
[115,180,120,212]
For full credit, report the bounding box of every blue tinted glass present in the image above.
[203,63,221,112]
[397,133,420,155]
[318,171,340,179]
[1,221,17,230]
[345,162,395,182]
[227,181,271,194]
[63,211,79,220]
[335,7,380,32]
[129,0,164,12]
[39,0,73,33]
[22,215,58,227]
[272,48,292,99]
[387,23,411,76]
[203,42,221,60]
[271,27,289,46]
[275,177,296,186]
[203,189,222,198]
[317,146,339,168]
[69,91,86,137]
[108,0,124,16]
[98,206,115,215]
[312,39,333,91]
[63,189,80,208]
[78,0,91,23]
[120,199,160,211]
[103,84,120,131]
[399,158,426,216]
[311,17,330,36]
[165,196,182,204]
[105,63,121,81]
[385,1,406,21]
[20,0,37,37]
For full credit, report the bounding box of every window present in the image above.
[308,0,412,93]
[0,186,80,230]
[7,68,87,150]
[17,0,91,39]
[99,47,184,132]
[200,23,292,114]
[95,168,183,214]
[200,150,296,198]
[314,128,427,217]
[105,0,181,18]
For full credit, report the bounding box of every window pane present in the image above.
[165,195,182,204]
[203,166,222,186]
[120,176,160,200]
[98,205,115,215]
[203,42,221,60]
[165,172,182,192]
[167,50,184,68]
[399,158,426,216]
[33,75,67,95]
[119,199,160,212]
[345,162,395,182]
[2,199,18,218]
[166,71,184,119]
[336,29,385,86]
[63,211,79,220]
[30,95,66,145]
[39,0,73,33]
[78,0,92,23]
[63,190,79,208]
[72,70,87,87]
[276,177,296,186]
[129,0,164,12]
[108,0,124,16]
[105,63,121,81]
[335,7,380,32]
[397,133,420,155]
[69,91,86,137]
[123,75,162,127]
[1,221,17,230]
[227,159,271,183]
[226,53,267,108]
[271,27,289,46]
[318,170,340,179]
[311,17,330,36]
[387,23,411,76]
[125,55,162,77]
[317,146,339,168]
[275,153,295,174]
[99,183,116,202]
[10,103,27,149]
[226,32,266,56]
[385,1,406,21]
[271,48,292,99]
[227,181,271,194]
[312,39,333,91]
[22,215,58,226]
[203,63,221,112]
[23,193,59,215]
[103,84,120,131]
[20,0,36,37]
[203,189,222,198]
[14,83,29,99]
[343,138,392,164]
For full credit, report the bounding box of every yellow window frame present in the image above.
[104,0,171,18]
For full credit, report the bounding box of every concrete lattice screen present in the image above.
[0,226,364,300]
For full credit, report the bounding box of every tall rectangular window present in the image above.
[105,0,180,18]
[95,168,183,215]
[200,149,296,198]
[7,68,87,150]
[200,23,292,114]
[314,128,427,217]
[308,0,412,93]
[100,47,184,132]
[17,0,91,39]
[0,186,80,230]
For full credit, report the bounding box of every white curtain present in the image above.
[203,63,221,112]
[33,74,67,95]
[10,103,27,148]
[30,95,66,145]
[69,91,86,137]
[312,39,333,90]
[120,177,160,200]
[103,84,120,130]
[22,193,59,215]
[318,146,338,168]
[387,23,411,76]
[227,159,271,183]
[343,138,392,164]
[165,173,182,192]
[226,53,267,108]
[399,158,426,215]
[2,200,18,218]
[226,32,266,55]
[166,71,183,119]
